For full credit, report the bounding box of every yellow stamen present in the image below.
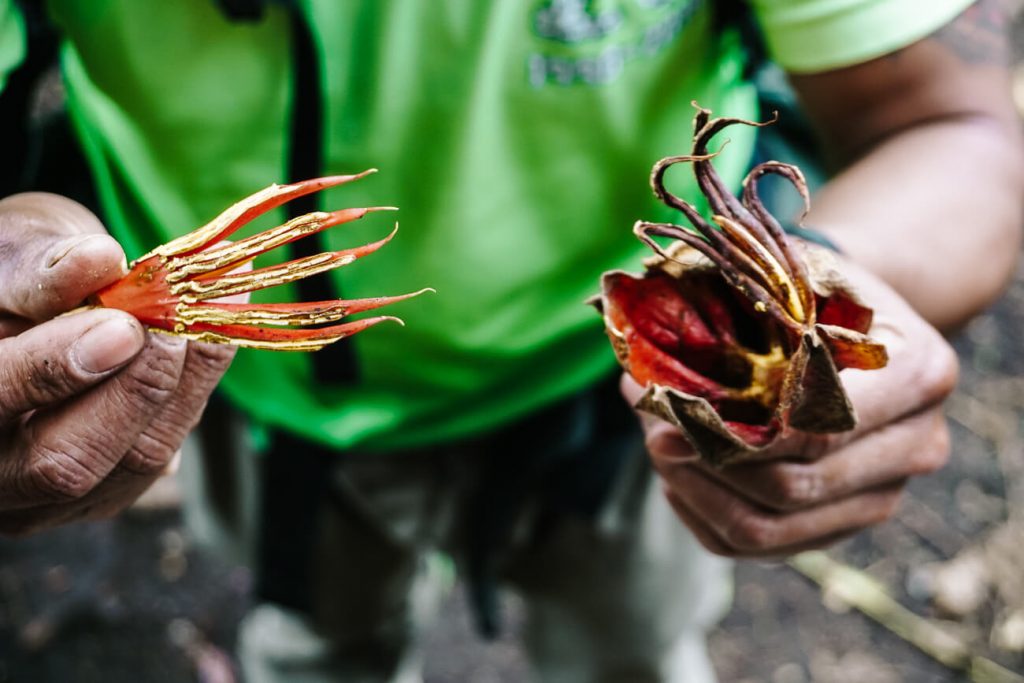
[176,303,351,327]
[713,215,806,323]
[166,212,332,282]
[171,252,356,302]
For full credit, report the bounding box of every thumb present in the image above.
[0,309,145,424]
[0,193,127,321]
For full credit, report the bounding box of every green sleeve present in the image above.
[748,0,976,73]
[0,0,26,92]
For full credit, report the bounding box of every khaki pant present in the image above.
[179,398,731,683]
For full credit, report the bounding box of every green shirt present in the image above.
[2,0,971,451]
[0,0,22,92]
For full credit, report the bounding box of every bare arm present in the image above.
[637,2,1020,557]
[793,0,1024,330]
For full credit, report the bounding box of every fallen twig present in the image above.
[788,551,1024,682]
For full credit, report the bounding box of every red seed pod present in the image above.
[92,170,431,351]
[591,105,887,465]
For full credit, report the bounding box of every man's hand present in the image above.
[791,0,1023,330]
[625,261,958,557]
[0,193,235,535]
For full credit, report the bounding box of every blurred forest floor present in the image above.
[4,7,1024,683]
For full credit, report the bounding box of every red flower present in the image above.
[592,106,887,465]
[93,171,430,351]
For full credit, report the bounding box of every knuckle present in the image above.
[722,509,776,550]
[918,338,959,406]
[886,490,905,518]
[647,445,673,479]
[0,340,74,417]
[644,428,675,457]
[913,421,951,475]
[649,456,677,485]
[873,490,904,524]
[767,464,822,510]
[188,341,235,378]
[120,441,175,477]
[25,444,103,501]
[696,538,738,559]
[118,401,204,477]
[0,238,15,262]
[644,426,695,466]
[21,356,78,408]
[931,423,952,466]
[117,347,183,409]
[776,431,835,462]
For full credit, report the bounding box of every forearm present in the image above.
[809,115,1024,331]
[785,0,1024,331]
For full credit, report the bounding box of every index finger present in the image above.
[0,193,126,321]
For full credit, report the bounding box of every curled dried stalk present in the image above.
[93,171,431,351]
[592,104,887,465]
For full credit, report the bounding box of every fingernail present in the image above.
[73,318,145,374]
[45,235,104,269]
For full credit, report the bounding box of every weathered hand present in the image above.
[0,193,235,535]
[624,259,958,558]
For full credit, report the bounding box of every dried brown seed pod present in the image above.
[592,105,887,466]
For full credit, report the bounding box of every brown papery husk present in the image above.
[594,240,883,467]
[593,104,888,465]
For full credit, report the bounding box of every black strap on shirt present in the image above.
[713,0,767,81]
[216,0,360,383]
[0,0,59,197]
[283,4,361,383]
[214,0,353,614]
[213,0,267,22]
